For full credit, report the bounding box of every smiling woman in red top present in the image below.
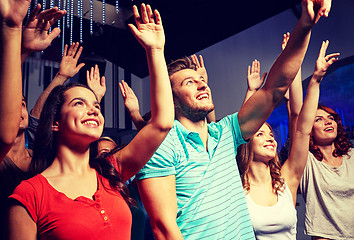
[7,3,174,240]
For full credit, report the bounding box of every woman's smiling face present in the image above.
[252,123,277,163]
[312,108,338,145]
[55,86,104,143]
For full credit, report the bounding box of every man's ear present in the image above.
[52,121,59,132]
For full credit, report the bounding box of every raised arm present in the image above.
[242,59,267,105]
[119,80,146,131]
[238,0,332,141]
[0,0,30,161]
[116,3,174,181]
[21,4,66,63]
[87,64,106,103]
[282,32,303,153]
[31,42,85,118]
[1,0,37,238]
[282,40,339,205]
[117,4,176,239]
[191,54,216,123]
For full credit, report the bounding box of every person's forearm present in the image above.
[145,48,174,130]
[129,110,146,131]
[263,21,311,102]
[31,72,68,118]
[0,26,22,142]
[242,89,257,106]
[0,25,23,160]
[297,79,320,135]
[289,68,303,117]
[21,50,32,64]
[238,17,313,141]
[151,222,184,240]
[288,67,303,150]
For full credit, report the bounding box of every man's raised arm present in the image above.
[238,0,332,141]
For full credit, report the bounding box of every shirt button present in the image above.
[104,216,108,221]
[101,210,105,214]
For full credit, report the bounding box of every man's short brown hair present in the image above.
[167,57,196,77]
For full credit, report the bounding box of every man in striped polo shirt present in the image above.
[136,0,332,239]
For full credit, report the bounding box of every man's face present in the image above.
[20,98,29,131]
[170,69,214,121]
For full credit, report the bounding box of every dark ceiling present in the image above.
[42,0,302,78]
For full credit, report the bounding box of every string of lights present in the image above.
[90,0,93,35]
[102,0,106,25]
[70,0,74,45]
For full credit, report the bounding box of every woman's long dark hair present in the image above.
[30,83,133,205]
[90,143,135,206]
[310,105,352,161]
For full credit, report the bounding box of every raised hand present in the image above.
[247,60,267,91]
[119,80,140,114]
[191,54,208,83]
[59,42,85,78]
[128,4,165,50]
[312,40,339,82]
[87,64,106,103]
[281,32,290,50]
[0,0,31,28]
[22,4,66,55]
[317,0,332,17]
[301,0,332,26]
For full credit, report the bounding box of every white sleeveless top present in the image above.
[245,184,297,240]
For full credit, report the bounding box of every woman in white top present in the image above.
[237,35,339,239]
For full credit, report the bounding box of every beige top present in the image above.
[300,149,354,239]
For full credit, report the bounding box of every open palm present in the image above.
[128,4,165,50]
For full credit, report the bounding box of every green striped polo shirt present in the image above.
[137,112,255,239]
